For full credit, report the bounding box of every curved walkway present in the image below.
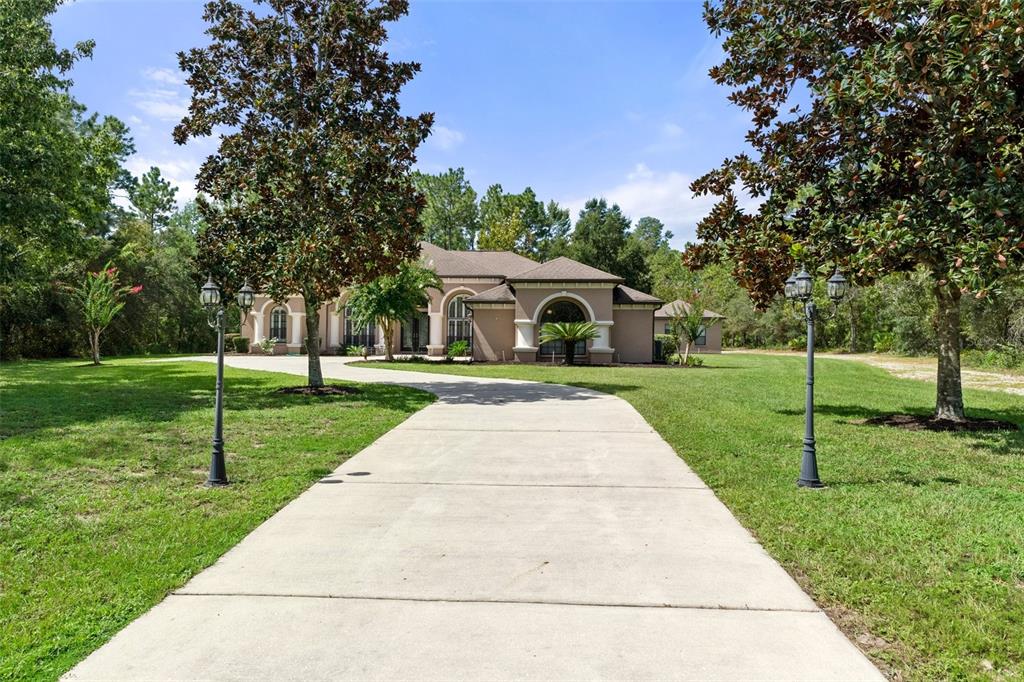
[67,356,881,681]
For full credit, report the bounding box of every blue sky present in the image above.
[53,0,753,247]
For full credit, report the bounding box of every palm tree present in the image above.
[345,263,442,361]
[538,321,600,366]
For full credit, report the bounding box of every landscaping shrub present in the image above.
[345,345,365,357]
[256,338,277,354]
[232,336,250,353]
[446,340,470,359]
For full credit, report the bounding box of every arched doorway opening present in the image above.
[537,299,588,359]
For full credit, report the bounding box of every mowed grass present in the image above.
[364,355,1024,681]
[0,359,433,681]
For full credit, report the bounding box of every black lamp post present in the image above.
[200,276,255,487]
[783,266,849,488]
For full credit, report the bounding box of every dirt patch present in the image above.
[274,385,360,396]
[861,414,1018,432]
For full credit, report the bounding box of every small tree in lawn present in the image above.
[666,296,718,366]
[174,0,433,388]
[538,321,599,366]
[345,263,441,361]
[688,1,1024,422]
[71,264,142,365]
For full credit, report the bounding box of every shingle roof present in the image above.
[507,256,624,283]
[450,250,538,278]
[654,299,725,319]
[463,283,516,304]
[419,242,537,278]
[613,285,663,305]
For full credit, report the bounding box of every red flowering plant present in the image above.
[70,262,142,365]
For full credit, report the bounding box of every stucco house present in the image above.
[654,300,726,354]
[243,242,722,363]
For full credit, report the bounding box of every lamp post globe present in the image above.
[794,269,814,300]
[784,272,798,300]
[237,280,256,316]
[201,276,221,309]
[827,269,849,303]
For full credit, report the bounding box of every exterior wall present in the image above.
[653,316,724,354]
[510,285,616,360]
[612,308,655,363]
[470,307,515,362]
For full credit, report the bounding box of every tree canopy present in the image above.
[174,0,433,386]
[412,168,479,250]
[687,0,1024,420]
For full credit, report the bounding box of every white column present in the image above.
[592,321,614,352]
[329,310,341,349]
[514,319,536,350]
[252,314,263,344]
[426,311,444,353]
[290,312,303,346]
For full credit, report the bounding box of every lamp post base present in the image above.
[204,478,229,488]
[797,478,826,489]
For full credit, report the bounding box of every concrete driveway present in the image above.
[67,356,882,681]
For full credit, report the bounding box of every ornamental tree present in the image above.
[71,263,142,365]
[345,263,441,361]
[687,0,1024,421]
[174,0,433,387]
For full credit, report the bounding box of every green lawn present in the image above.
[363,355,1024,681]
[0,359,433,681]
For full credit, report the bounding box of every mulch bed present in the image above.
[274,385,360,396]
[862,413,1018,432]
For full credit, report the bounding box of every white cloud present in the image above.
[129,67,190,122]
[565,163,762,247]
[142,67,184,86]
[429,125,465,151]
[661,122,685,139]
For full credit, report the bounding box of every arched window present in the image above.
[270,306,288,341]
[446,295,472,349]
[343,305,376,349]
[538,300,587,357]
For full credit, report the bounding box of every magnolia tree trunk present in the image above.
[934,283,965,421]
[304,299,324,388]
[383,320,394,361]
[90,328,102,365]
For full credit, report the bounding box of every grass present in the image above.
[362,354,1024,681]
[0,359,434,681]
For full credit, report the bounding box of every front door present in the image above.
[400,311,429,353]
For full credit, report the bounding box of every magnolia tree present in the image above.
[174,0,433,387]
[345,263,441,361]
[71,264,141,365]
[687,1,1024,421]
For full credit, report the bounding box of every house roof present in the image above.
[463,283,516,304]
[507,256,624,283]
[654,299,725,319]
[612,285,663,305]
[419,242,537,278]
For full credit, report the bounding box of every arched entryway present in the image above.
[537,299,588,359]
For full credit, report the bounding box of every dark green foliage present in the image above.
[0,0,134,359]
[570,199,652,292]
[413,168,479,250]
[232,336,250,353]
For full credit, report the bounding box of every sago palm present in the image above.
[538,321,599,366]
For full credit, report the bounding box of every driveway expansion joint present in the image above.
[169,591,822,614]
